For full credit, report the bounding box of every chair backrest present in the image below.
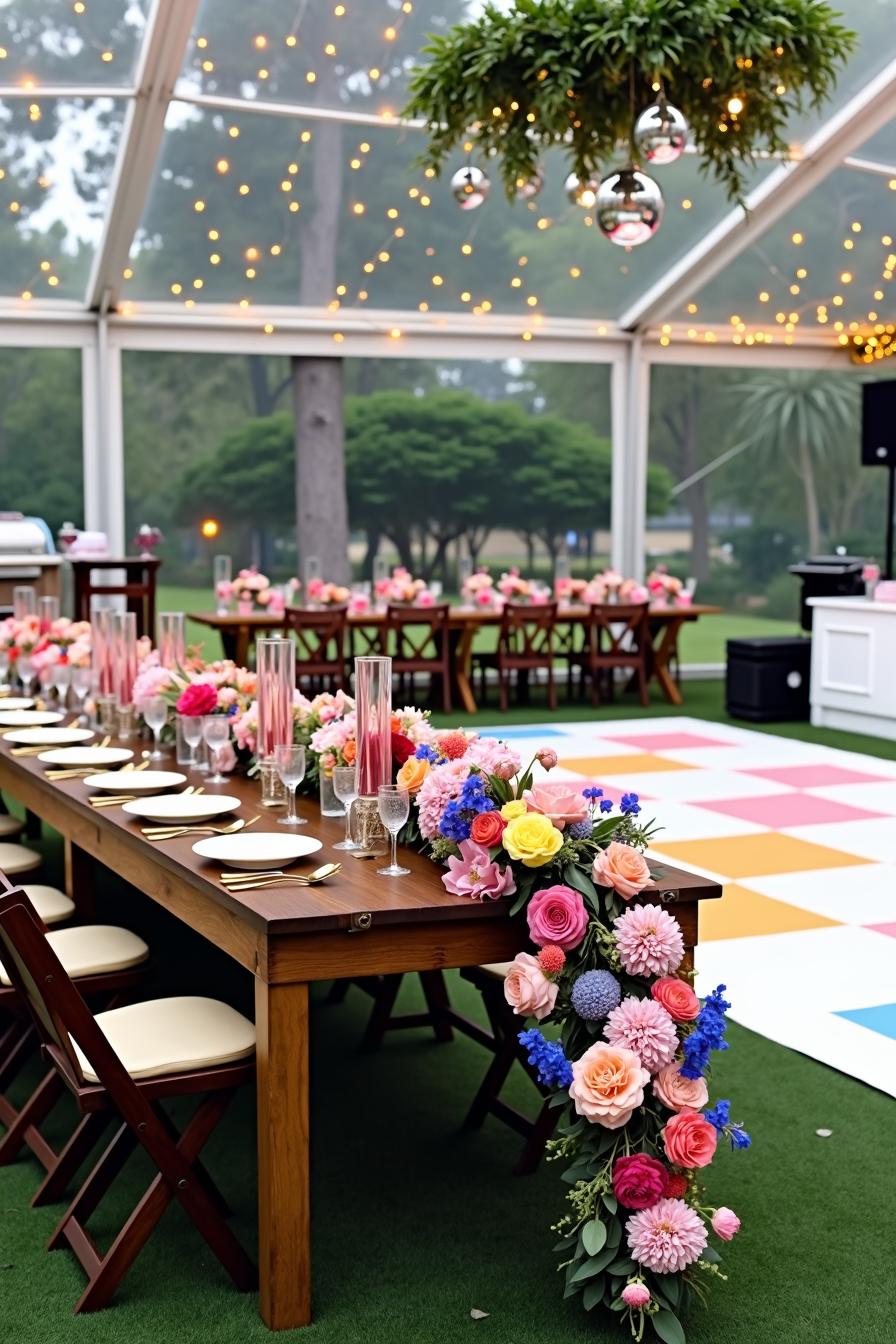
[498,601,558,662]
[283,606,348,676]
[385,603,450,664]
[72,558,160,639]
[587,601,650,659]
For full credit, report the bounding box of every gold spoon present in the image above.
[220,862,341,890]
[143,816,257,840]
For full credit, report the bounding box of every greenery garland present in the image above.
[404,0,857,203]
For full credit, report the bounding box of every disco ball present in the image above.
[595,168,664,247]
[633,101,689,166]
[514,167,544,201]
[450,164,490,210]
[564,171,599,208]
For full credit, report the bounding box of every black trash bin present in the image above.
[726,637,812,722]
[788,555,865,631]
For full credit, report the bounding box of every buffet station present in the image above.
[0,513,61,612]
[808,592,896,741]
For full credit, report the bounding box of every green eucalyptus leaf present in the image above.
[652,1308,687,1344]
[582,1277,606,1311]
[581,1218,607,1257]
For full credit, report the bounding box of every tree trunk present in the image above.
[797,438,823,554]
[362,528,381,579]
[523,533,535,569]
[293,359,350,583]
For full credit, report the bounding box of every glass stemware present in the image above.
[53,663,71,709]
[180,713,205,770]
[0,649,9,689]
[144,696,169,760]
[202,714,230,784]
[71,666,92,723]
[17,657,33,695]
[274,744,307,826]
[377,784,410,876]
[332,765,359,850]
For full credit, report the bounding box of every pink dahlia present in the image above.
[626,1197,708,1274]
[604,996,679,1074]
[613,904,684,978]
[621,1282,651,1309]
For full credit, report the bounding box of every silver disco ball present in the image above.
[633,101,689,165]
[564,171,599,208]
[450,164,490,210]
[514,167,544,201]
[595,168,664,246]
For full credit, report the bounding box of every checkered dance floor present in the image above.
[481,716,896,1097]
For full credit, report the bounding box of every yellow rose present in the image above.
[501,799,529,821]
[503,812,564,867]
[396,755,430,795]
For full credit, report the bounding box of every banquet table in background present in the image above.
[0,736,720,1331]
[187,605,721,712]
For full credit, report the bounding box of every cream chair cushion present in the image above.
[73,996,256,1083]
[0,842,41,874]
[0,924,148,987]
[21,884,76,926]
[479,962,513,980]
[0,814,24,838]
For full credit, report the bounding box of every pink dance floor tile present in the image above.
[604,732,731,751]
[696,792,887,828]
[866,922,896,939]
[742,764,892,788]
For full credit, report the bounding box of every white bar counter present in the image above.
[807,595,896,740]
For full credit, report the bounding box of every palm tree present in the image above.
[731,370,861,555]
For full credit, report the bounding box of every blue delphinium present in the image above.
[458,774,496,813]
[705,1098,751,1150]
[599,798,614,813]
[620,792,641,815]
[570,969,621,1021]
[518,1029,573,1089]
[680,984,731,1079]
[415,743,442,763]
[439,800,471,842]
[582,787,604,802]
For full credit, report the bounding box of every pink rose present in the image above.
[523,780,588,829]
[503,952,558,1021]
[535,747,558,770]
[569,1042,650,1129]
[711,1207,741,1241]
[441,840,516,902]
[593,841,651,899]
[175,682,218,716]
[612,1154,668,1210]
[662,1110,718,1169]
[651,977,701,1022]
[652,1063,709,1113]
[527,884,589,950]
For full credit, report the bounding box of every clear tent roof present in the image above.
[0,0,894,340]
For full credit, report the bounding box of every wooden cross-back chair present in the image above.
[0,884,257,1313]
[384,602,452,713]
[493,601,558,712]
[72,558,160,640]
[576,601,651,707]
[283,605,348,693]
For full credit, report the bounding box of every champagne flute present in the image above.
[144,696,168,760]
[274,744,306,826]
[332,765,359,850]
[71,665,92,723]
[17,657,33,695]
[54,663,71,710]
[202,714,230,784]
[180,712,205,770]
[377,784,410,876]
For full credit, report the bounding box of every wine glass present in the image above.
[180,713,205,770]
[54,663,71,710]
[377,784,410,877]
[144,696,168,760]
[71,666,92,723]
[202,714,230,784]
[17,657,33,695]
[274,744,306,826]
[332,765,359,851]
[0,649,9,690]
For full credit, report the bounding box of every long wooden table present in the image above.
[0,742,721,1330]
[188,605,721,712]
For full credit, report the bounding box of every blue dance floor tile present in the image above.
[835,1003,896,1041]
[479,726,567,739]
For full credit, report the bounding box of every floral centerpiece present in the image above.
[0,615,93,678]
[461,567,500,608]
[409,740,747,1341]
[216,567,273,614]
[134,652,257,772]
[555,576,589,604]
[584,572,651,605]
[375,566,431,605]
[305,578,351,607]
[647,568,685,607]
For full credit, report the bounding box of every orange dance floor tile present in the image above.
[562,753,695,777]
[653,832,872,879]
[699,883,842,941]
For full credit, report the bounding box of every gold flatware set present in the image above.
[89,778,201,809]
[218,862,341,891]
[142,816,258,841]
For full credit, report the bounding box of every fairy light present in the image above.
[791,232,803,244]
[101,50,113,62]
[726,96,744,115]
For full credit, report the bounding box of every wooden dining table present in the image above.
[188,604,721,713]
[0,739,721,1331]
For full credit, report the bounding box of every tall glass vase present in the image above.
[13,586,36,620]
[92,605,117,728]
[157,611,186,668]
[257,637,295,806]
[112,611,138,739]
[214,554,232,614]
[352,655,391,849]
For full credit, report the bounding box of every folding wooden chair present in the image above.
[490,602,558,713]
[0,885,257,1313]
[384,602,453,713]
[283,605,348,694]
[575,601,651,707]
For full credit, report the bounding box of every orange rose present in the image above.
[662,1109,717,1168]
[342,738,357,766]
[396,755,429,795]
[592,841,651,900]
[569,1042,650,1129]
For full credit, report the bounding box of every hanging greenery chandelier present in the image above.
[403,0,857,246]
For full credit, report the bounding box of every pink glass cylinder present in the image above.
[157,611,186,669]
[112,611,138,708]
[256,637,295,762]
[92,607,116,696]
[354,655,392,797]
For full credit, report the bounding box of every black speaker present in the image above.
[862,381,896,466]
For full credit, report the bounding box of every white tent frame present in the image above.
[0,0,889,575]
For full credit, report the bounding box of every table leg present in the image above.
[64,839,96,920]
[649,618,685,707]
[255,978,311,1330]
[452,623,478,716]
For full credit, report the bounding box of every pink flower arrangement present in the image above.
[441,839,516,901]
[217,567,271,609]
[175,682,218,717]
[526,884,588,950]
[460,567,499,607]
[375,566,429,604]
[305,578,351,607]
[613,904,685,978]
[522,779,589,829]
[604,996,679,1074]
[626,1197,708,1274]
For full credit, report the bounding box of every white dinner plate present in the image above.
[86,769,187,795]
[0,710,64,728]
[123,793,240,823]
[38,746,134,768]
[4,727,95,747]
[0,696,35,710]
[192,832,322,870]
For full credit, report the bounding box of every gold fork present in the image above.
[143,816,258,840]
[220,862,341,891]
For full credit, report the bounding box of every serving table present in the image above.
[0,740,721,1330]
[188,604,721,712]
[807,594,896,741]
